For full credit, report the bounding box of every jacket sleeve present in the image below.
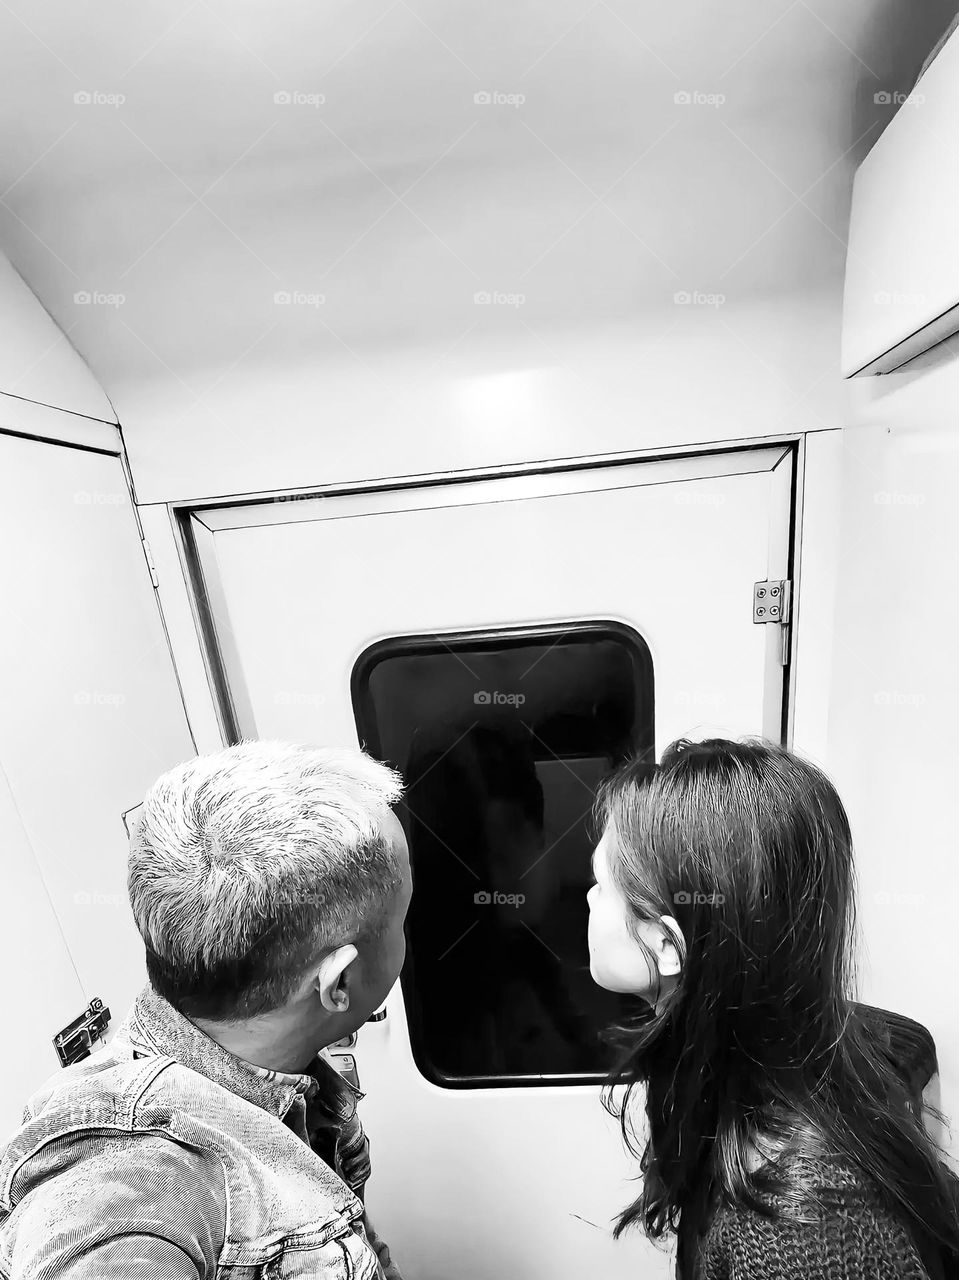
[1,1133,224,1279]
[361,1213,404,1280]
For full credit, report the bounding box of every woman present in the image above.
[587,737,959,1279]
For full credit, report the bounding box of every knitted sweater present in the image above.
[697,1153,930,1279]
[696,1005,941,1278]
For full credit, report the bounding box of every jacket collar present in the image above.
[116,984,358,1121]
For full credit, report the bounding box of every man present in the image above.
[0,741,411,1278]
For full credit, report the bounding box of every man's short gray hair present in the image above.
[128,740,404,1020]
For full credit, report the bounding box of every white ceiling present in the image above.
[0,0,955,401]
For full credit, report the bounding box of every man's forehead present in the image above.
[377,806,408,856]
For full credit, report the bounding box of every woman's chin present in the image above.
[588,959,615,992]
[590,960,645,997]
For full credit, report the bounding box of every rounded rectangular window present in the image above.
[352,622,654,1087]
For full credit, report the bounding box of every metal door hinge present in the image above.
[54,998,111,1067]
[754,579,792,667]
[142,539,159,588]
[753,579,791,625]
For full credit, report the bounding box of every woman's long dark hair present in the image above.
[597,738,959,1279]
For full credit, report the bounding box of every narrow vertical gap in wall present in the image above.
[174,508,242,745]
[779,441,800,745]
[117,440,198,755]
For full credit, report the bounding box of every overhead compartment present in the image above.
[842,26,959,376]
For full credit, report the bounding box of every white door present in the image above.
[0,763,87,1140]
[181,445,794,1280]
[0,431,197,1072]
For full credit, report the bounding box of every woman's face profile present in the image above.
[587,827,657,996]
[587,825,684,1001]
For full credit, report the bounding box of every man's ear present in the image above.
[654,914,685,978]
[313,943,359,1014]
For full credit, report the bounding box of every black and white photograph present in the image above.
[0,3,958,1277]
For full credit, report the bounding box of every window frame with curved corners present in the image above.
[351,618,655,1089]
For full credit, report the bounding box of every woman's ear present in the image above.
[654,914,685,978]
[314,943,359,1013]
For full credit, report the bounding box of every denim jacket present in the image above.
[0,985,393,1278]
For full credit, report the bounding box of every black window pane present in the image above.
[352,623,654,1087]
